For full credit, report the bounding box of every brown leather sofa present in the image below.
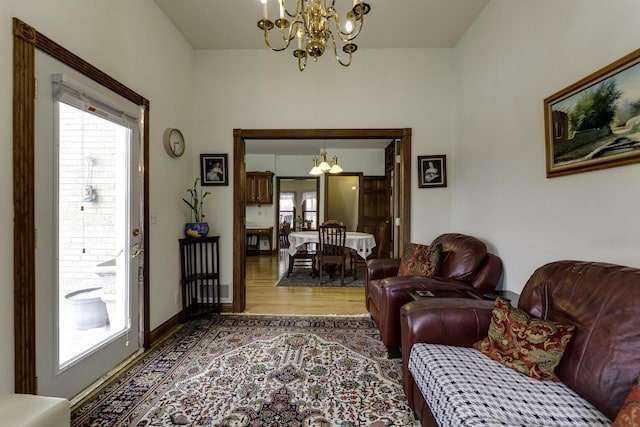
[400,260,640,426]
[365,233,502,357]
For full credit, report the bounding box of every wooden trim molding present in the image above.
[232,129,246,312]
[12,18,150,394]
[233,128,411,312]
[13,17,37,395]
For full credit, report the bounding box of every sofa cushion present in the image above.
[473,298,575,381]
[612,375,640,427]
[408,343,610,426]
[397,243,442,276]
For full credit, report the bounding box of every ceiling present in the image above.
[153,0,488,50]
[153,0,489,154]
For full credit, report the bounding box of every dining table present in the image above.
[287,230,376,259]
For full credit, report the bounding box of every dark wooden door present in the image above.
[359,176,391,253]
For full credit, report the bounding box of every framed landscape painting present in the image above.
[418,155,447,188]
[544,48,640,178]
[200,153,228,186]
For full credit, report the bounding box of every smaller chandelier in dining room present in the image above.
[309,148,343,175]
[257,0,371,71]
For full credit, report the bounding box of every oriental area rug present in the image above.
[275,269,365,288]
[71,314,416,426]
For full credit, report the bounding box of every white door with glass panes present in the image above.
[34,50,143,399]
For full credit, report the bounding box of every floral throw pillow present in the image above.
[473,298,575,381]
[397,243,442,276]
[612,376,640,427]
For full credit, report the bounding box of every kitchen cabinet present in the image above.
[246,171,274,205]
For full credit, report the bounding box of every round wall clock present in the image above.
[163,128,185,158]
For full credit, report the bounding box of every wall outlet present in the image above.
[174,291,179,305]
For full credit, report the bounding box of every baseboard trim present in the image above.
[149,304,236,345]
[149,312,183,346]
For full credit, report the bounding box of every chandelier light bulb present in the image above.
[318,151,331,171]
[329,155,343,174]
[309,158,323,175]
[345,18,354,34]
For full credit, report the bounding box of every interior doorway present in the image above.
[325,173,362,231]
[232,128,412,312]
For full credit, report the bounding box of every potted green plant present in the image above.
[183,178,211,238]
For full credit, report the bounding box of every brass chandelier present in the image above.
[309,147,343,175]
[257,0,371,71]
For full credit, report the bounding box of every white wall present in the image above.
[192,48,458,288]
[0,0,194,391]
[454,0,640,292]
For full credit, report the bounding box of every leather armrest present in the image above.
[373,275,483,349]
[366,258,400,281]
[381,274,475,293]
[400,298,494,349]
[400,298,494,402]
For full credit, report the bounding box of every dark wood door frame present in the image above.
[13,18,150,393]
[233,128,411,312]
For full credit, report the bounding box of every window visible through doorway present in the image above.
[301,191,317,229]
[279,192,295,225]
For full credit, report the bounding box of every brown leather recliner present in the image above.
[365,233,502,357]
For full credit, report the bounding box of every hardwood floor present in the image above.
[245,250,368,315]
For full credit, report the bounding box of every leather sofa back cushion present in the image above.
[473,298,575,381]
[519,261,640,420]
[398,243,442,276]
[432,233,488,281]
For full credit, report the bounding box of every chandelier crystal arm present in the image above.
[329,33,353,67]
[259,18,303,52]
[280,0,303,19]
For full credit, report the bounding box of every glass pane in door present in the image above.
[57,102,131,368]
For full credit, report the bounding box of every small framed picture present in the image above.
[418,155,447,188]
[200,153,228,186]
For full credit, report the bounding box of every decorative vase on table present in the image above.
[185,222,209,238]
[183,177,211,238]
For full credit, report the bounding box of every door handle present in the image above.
[132,244,144,258]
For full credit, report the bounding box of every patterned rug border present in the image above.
[71,314,413,426]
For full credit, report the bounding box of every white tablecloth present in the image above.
[288,231,376,259]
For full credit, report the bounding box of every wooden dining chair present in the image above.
[321,219,344,226]
[351,221,390,279]
[283,224,317,277]
[317,222,347,285]
[279,222,290,250]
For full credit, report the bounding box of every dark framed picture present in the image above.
[418,155,447,188]
[200,153,228,186]
[544,47,640,178]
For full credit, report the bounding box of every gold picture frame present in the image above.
[544,48,640,178]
